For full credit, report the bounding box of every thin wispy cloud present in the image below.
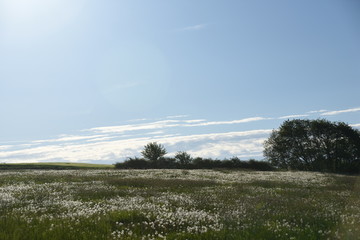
[184,119,206,123]
[307,110,327,114]
[282,107,360,118]
[321,107,360,116]
[33,135,105,144]
[85,136,116,142]
[88,120,180,134]
[278,114,309,119]
[147,131,165,135]
[158,129,272,145]
[177,24,207,32]
[5,108,357,147]
[189,117,269,127]
[87,117,267,135]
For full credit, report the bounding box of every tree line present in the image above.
[114,142,273,171]
[115,119,360,174]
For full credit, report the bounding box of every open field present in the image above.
[0,169,359,239]
[0,162,114,170]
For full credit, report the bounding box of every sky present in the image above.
[0,0,359,164]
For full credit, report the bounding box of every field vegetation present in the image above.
[0,169,359,239]
[0,162,114,170]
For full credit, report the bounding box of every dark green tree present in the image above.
[141,142,167,167]
[264,119,360,173]
[175,151,192,168]
[114,157,150,169]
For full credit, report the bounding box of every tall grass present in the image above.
[0,169,359,239]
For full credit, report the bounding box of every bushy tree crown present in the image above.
[264,119,360,173]
[141,142,167,164]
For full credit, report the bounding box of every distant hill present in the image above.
[0,162,114,170]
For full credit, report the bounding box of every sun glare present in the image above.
[2,0,61,22]
[0,0,85,39]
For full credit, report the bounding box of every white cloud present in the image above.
[147,131,165,135]
[183,119,206,123]
[0,145,12,150]
[88,120,180,134]
[3,107,358,164]
[33,134,106,144]
[278,114,309,119]
[158,129,271,144]
[350,123,360,128]
[184,117,269,127]
[86,117,268,134]
[85,136,116,142]
[0,114,274,163]
[0,129,271,163]
[307,110,327,114]
[188,138,266,159]
[321,107,360,116]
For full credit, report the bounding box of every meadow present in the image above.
[0,169,359,239]
[0,162,114,170]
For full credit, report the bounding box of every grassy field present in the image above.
[0,169,359,239]
[0,162,114,170]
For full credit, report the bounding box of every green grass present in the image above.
[0,169,359,239]
[0,162,114,170]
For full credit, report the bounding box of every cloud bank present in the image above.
[0,106,359,164]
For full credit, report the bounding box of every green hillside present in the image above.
[0,162,114,170]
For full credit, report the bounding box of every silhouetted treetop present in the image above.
[264,119,360,173]
[141,142,167,166]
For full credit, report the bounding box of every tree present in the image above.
[157,157,177,169]
[114,157,149,169]
[141,142,167,167]
[175,151,192,168]
[264,119,360,173]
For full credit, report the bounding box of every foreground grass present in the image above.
[0,169,359,239]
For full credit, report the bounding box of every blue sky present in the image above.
[0,0,359,163]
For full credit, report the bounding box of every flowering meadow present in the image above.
[0,169,359,239]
